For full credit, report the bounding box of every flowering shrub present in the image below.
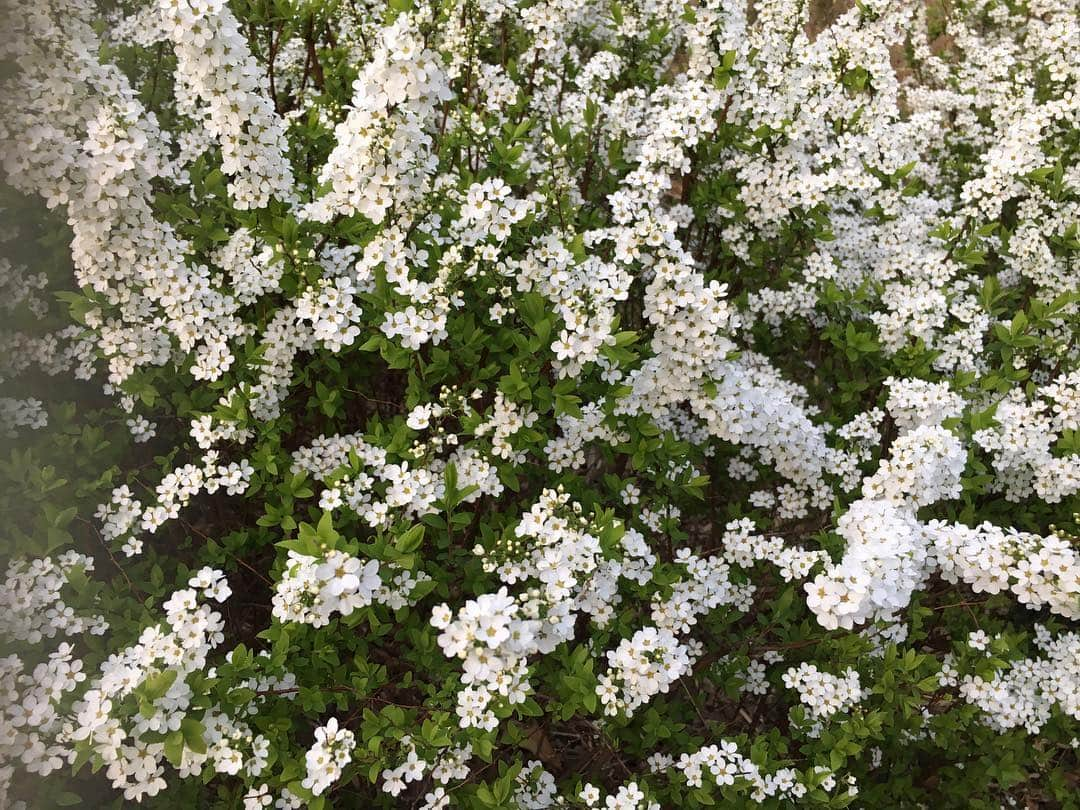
[0,0,1079,806]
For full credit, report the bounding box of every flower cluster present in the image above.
[271,550,383,626]
[9,574,278,802]
[782,663,864,721]
[159,0,295,209]
[301,718,355,796]
[675,741,838,803]
[1,0,1079,804]
[930,521,1080,619]
[96,456,254,556]
[303,16,451,224]
[959,629,1080,735]
[597,626,694,717]
[0,554,107,644]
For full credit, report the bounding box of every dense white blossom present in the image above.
[0,0,1077,804]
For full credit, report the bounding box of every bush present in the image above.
[0,0,1078,807]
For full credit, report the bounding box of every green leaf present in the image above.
[395,524,425,554]
[554,394,582,419]
[142,669,178,701]
[181,719,207,755]
[163,731,185,767]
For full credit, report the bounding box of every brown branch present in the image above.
[77,515,145,598]
[180,518,274,587]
